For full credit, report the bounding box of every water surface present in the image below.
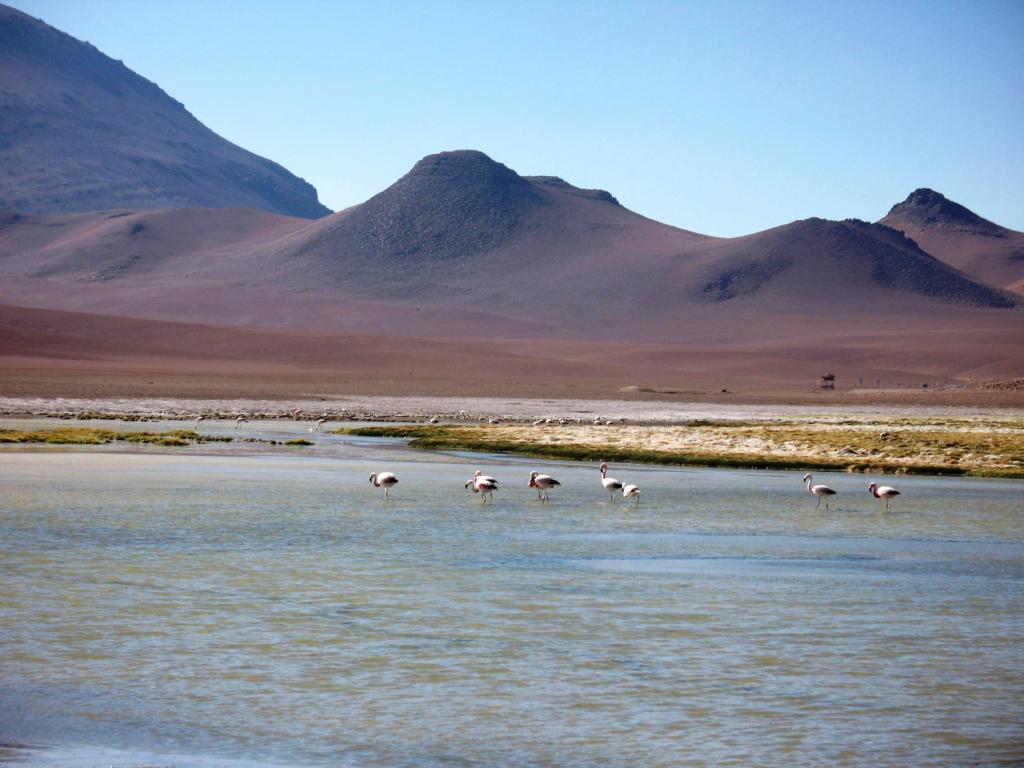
[1,441,1022,766]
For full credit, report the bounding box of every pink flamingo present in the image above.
[868,482,901,510]
[369,472,399,499]
[528,471,561,502]
[599,462,623,501]
[465,470,498,504]
[622,483,640,506]
[803,473,837,510]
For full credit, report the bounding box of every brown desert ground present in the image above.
[2,303,1022,406]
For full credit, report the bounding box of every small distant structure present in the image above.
[820,373,836,390]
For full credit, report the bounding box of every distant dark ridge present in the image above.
[885,188,1005,237]
[0,3,330,218]
[304,150,545,264]
[697,217,1015,308]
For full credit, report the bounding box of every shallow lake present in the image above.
[1,435,1022,767]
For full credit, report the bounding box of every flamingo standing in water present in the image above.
[194,415,205,430]
[599,462,623,501]
[309,418,327,433]
[622,483,641,506]
[803,473,837,510]
[465,470,498,489]
[868,482,901,510]
[528,471,561,502]
[465,470,498,504]
[369,472,399,499]
[235,416,246,429]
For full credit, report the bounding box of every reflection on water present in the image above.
[1,448,1022,767]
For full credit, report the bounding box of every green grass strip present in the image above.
[0,427,232,446]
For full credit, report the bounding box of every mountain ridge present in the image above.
[0,2,330,218]
[880,188,1024,294]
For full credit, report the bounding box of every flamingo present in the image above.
[194,415,205,430]
[369,472,399,499]
[528,471,561,502]
[234,416,246,429]
[309,418,326,433]
[803,473,837,510]
[868,482,901,510]
[599,462,623,501]
[465,470,498,504]
[465,469,498,488]
[622,483,641,506]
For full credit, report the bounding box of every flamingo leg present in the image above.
[815,495,821,508]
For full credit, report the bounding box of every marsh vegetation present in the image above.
[339,420,1024,477]
[0,427,232,447]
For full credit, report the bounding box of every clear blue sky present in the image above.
[14,0,1024,235]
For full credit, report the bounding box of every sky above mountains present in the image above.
[12,0,1024,236]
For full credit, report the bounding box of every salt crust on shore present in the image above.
[1,395,1020,425]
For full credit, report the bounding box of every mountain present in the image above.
[0,151,1017,347]
[0,3,330,218]
[880,189,1024,295]
[685,217,1014,308]
[1,149,1021,388]
[257,149,714,305]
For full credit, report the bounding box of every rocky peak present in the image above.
[885,188,1004,237]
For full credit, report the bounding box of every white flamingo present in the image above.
[369,472,399,499]
[465,470,498,504]
[194,415,205,430]
[528,471,561,502]
[803,473,837,510]
[599,462,623,501]
[309,418,327,433]
[622,483,641,506]
[235,416,246,429]
[868,482,901,510]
